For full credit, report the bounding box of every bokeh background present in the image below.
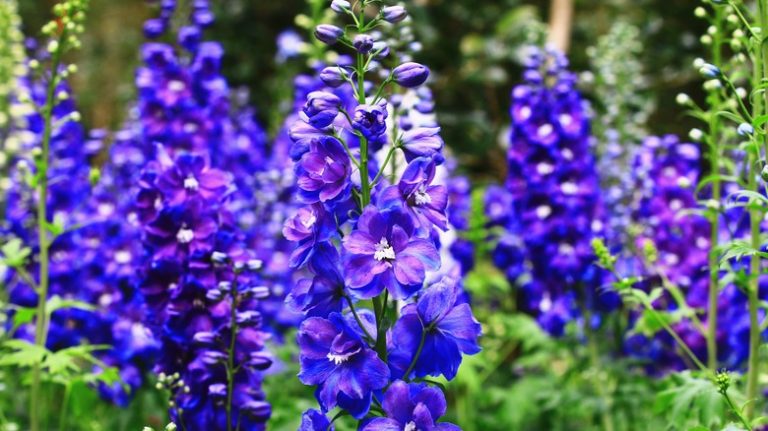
[18,0,706,181]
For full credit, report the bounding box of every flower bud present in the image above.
[314,24,344,45]
[248,352,274,370]
[699,63,720,78]
[738,123,755,136]
[382,6,408,23]
[675,93,691,106]
[402,127,443,159]
[319,66,346,87]
[302,91,342,128]
[211,251,229,264]
[353,34,374,54]
[331,0,350,13]
[689,128,704,141]
[393,62,430,88]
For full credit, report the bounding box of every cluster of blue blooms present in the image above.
[486,47,616,336]
[624,135,759,372]
[0,28,159,405]
[487,47,761,374]
[283,1,481,429]
[119,0,306,428]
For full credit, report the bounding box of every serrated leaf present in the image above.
[0,238,31,268]
[46,296,96,315]
[633,309,683,337]
[654,371,726,430]
[718,240,768,266]
[0,339,48,368]
[11,306,37,331]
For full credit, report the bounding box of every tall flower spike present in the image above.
[489,46,617,336]
[285,0,479,426]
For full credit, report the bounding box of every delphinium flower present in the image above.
[586,22,653,248]
[623,135,759,373]
[488,46,616,336]
[0,0,165,416]
[124,1,287,429]
[286,1,480,427]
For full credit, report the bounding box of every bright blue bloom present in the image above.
[297,313,390,418]
[352,102,389,140]
[389,275,481,380]
[299,409,334,431]
[362,380,460,431]
[302,91,342,129]
[342,206,440,299]
[295,136,352,203]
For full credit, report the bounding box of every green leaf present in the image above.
[632,309,683,337]
[753,113,768,128]
[654,371,726,430]
[0,238,31,267]
[46,296,96,315]
[716,110,745,124]
[0,339,48,368]
[718,240,768,266]
[11,306,37,331]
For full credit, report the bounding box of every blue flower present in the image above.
[302,91,342,129]
[393,62,430,88]
[295,136,352,204]
[361,380,460,431]
[352,102,389,140]
[379,157,449,231]
[297,313,390,418]
[299,409,334,431]
[342,206,440,299]
[389,275,481,380]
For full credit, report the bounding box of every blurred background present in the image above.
[18,0,707,182]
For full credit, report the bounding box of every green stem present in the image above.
[723,388,753,430]
[226,281,239,431]
[403,321,429,381]
[345,295,375,342]
[581,306,615,431]
[30,31,65,431]
[707,6,724,371]
[745,2,767,416]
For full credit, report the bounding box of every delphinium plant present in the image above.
[0,2,143,430]
[586,21,654,250]
[122,1,290,429]
[283,1,482,429]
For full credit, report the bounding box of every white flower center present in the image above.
[537,123,553,138]
[536,163,554,175]
[301,213,317,229]
[413,186,432,206]
[374,238,396,261]
[561,181,578,195]
[177,227,195,244]
[559,113,573,127]
[168,80,186,92]
[184,176,199,190]
[404,422,418,431]
[519,106,532,120]
[535,205,551,219]
[327,352,354,365]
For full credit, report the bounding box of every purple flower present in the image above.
[361,381,460,431]
[144,199,218,259]
[302,91,342,129]
[299,409,334,431]
[297,313,389,418]
[315,24,344,45]
[319,67,347,88]
[283,203,336,267]
[353,34,375,54]
[379,157,449,231]
[352,103,389,140]
[343,206,440,299]
[295,136,352,204]
[401,127,444,161]
[330,0,350,13]
[287,243,346,317]
[389,275,481,380]
[382,6,408,24]
[156,154,231,205]
[393,62,430,88]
